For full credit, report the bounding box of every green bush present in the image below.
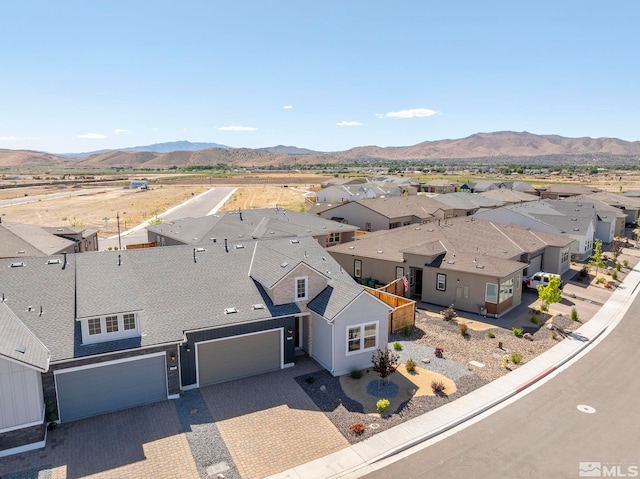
[405,358,417,373]
[530,316,539,324]
[571,307,579,321]
[403,324,411,337]
[304,376,315,384]
[393,341,403,351]
[511,352,523,365]
[376,398,390,414]
[624,260,629,267]
[350,368,363,379]
[512,327,524,337]
[611,270,618,281]
[597,277,606,284]
[487,332,496,339]
[616,262,622,271]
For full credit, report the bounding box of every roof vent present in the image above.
[573,228,580,231]
[18,250,25,254]
[235,244,245,249]
[224,307,238,314]
[415,227,421,230]
[427,228,434,232]
[377,250,384,254]
[14,345,26,354]
[348,246,355,249]
[10,262,24,268]
[447,260,455,264]
[475,265,485,269]
[280,261,289,268]
[571,218,578,221]
[56,228,63,231]
[195,247,206,252]
[252,304,265,310]
[290,239,300,244]
[47,259,62,265]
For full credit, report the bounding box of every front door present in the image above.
[413,268,423,299]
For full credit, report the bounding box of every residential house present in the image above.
[0,221,99,259]
[315,183,402,203]
[421,179,460,194]
[474,200,597,260]
[569,194,627,240]
[315,196,454,232]
[582,191,640,227]
[0,237,390,456]
[327,217,573,318]
[146,208,359,249]
[431,192,505,216]
[479,189,539,205]
[538,184,600,199]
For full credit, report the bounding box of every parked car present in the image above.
[523,272,563,290]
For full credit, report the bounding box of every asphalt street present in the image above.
[363,289,640,479]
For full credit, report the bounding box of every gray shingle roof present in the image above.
[146,208,357,244]
[0,302,50,371]
[0,223,75,258]
[433,192,504,210]
[0,236,365,362]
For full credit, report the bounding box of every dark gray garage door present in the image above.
[197,330,281,386]
[56,355,167,422]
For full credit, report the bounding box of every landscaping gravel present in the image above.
[174,389,240,479]
[296,370,487,445]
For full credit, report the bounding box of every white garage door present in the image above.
[197,330,281,386]
[55,354,167,422]
[527,255,543,276]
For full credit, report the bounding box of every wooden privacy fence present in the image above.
[363,285,416,334]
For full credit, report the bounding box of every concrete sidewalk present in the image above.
[267,267,640,479]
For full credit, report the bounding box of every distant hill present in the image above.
[257,145,319,155]
[2,132,640,168]
[60,140,230,158]
[339,131,640,161]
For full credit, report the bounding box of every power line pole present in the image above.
[116,212,122,251]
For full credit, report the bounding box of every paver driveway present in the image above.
[0,357,348,479]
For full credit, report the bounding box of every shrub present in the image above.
[403,324,411,337]
[431,380,446,393]
[304,376,315,384]
[597,277,606,284]
[376,399,390,414]
[530,316,539,324]
[571,307,579,321]
[611,270,618,281]
[350,423,365,435]
[539,302,548,312]
[624,260,629,267]
[393,341,403,351]
[434,347,444,358]
[616,262,622,272]
[487,332,496,339]
[350,368,363,379]
[511,352,523,365]
[512,327,524,337]
[570,260,576,265]
[459,322,468,336]
[405,358,417,373]
[440,304,457,321]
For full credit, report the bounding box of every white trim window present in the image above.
[396,266,404,279]
[561,248,570,263]
[327,232,340,246]
[354,259,362,278]
[82,312,140,344]
[295,276,308,301]
[499,278,514,302]
[485,283,498,304]
[347,322,378,354]
[436,273,446,291]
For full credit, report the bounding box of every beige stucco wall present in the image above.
[271,264,328,308]
[319,202,390,232]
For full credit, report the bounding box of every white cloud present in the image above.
[77,132,107,139]
[283,105,293,110]
[336,121,364,126]
[217,126,257,131]
[379,108,437,119]
[114,129,130,135]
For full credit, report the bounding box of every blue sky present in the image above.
[1,1,638,153]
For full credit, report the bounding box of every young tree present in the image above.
[588,239,606,279]
[609,237,625,260]
[538,275,563,312]
[371,348,400,384]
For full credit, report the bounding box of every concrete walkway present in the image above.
[267,266,640,479]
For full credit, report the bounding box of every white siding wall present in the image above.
[0,357,43,430]
[332,293,390,376]
[310,313,333,372]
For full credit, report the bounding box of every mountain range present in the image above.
[1,131,639,168]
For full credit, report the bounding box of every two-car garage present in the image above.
[55,353,168,422]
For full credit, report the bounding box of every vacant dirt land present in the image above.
[218,186,311,213]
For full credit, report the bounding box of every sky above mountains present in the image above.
[1,1,638,154]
